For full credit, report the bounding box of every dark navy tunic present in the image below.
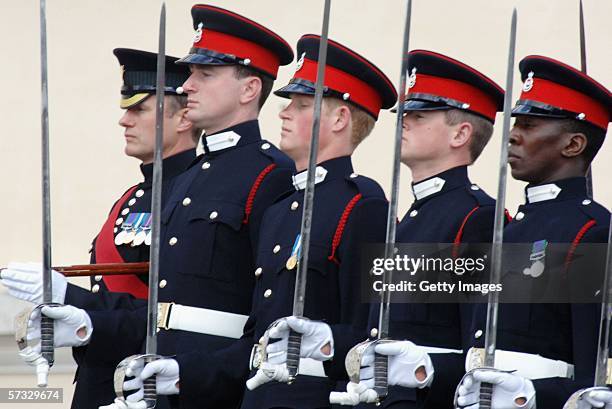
[470,177,610,408]
[366,166,497,409]
[175,156,388,409]
[83,121,295,409]
[64,148,196,409]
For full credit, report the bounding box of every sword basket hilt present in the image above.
[143,355,158,408]
[40,314,54,368]
[286,329,302,383]
[373,351,388,403]
[479,382,493,409]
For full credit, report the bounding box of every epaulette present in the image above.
[577,198,610,224]
[465,184,495,207]
[257,140,295,170]
[345,173,386,199]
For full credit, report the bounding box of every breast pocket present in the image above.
[179,200,246,282]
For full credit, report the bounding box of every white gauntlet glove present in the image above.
[1,262,67,304]
[122,358,180,398]
[246,316,334,390]
[456,369,536,409]
[576,387,612,409]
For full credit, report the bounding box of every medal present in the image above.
[286,234,302,270]
[115,230,127,246]
[132,230,147,246]
[523,240,547,278]
[122,230,136,245]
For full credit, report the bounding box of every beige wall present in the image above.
[0,0,610,391]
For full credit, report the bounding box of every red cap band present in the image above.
[294,58,383,118]
[409,73,499,121]
[194,30,281,78]
[519,77,609,130]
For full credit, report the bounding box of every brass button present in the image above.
[135,189,144,198]
[409,210,418,218]
[210,211,218,220]
[255,267,263,277]
[291,201,299,211]
[94,275,102,282]
[169,237,178,246]
[92,284,100,293]
[515,212,525,221]
[121,208,130,216]
[128,198,136,206]
[159,279,167,288]
[264,289,272,298]
[182,197,192,206]
[273,244,281,254]
[370,328,378,338]
[202,162,211,170]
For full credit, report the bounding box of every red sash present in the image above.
[95,186,149,299]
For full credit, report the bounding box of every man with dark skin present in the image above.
[457,55,611,409]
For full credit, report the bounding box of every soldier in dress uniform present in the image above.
[126,34,397,409]
[456,56,611,408]
[1,48,197,409]
[93,4,296,409]
[330,50,505,408]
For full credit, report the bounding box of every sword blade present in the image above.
[374,0,412,401]
[39,0,55,369]
[146,2,166,357]
[594,217,612,386]
[292,0,332,318]
[483,2,517,374]
[378,0,412,341]
[479,10,516,406]
[579,0,594,199]
[286,0,332,382]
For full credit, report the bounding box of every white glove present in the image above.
[376,341,434,389]
[456,369,535,409]
[27,305,93,348]
[266,316,334,362]
[1,262,67,304]
[98,398,146,409]
[246,361,291,390]
[122,358,180,399]
[329,381,378,405]
[18,345,49,387]
[577,387,612,409]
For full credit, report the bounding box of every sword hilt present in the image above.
[286,329,302,383]
[143,355,158,408]
[479,382,493,409]
[40,314,54,368]
[373,351,388,403]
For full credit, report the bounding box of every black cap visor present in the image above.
[512,99,577,120]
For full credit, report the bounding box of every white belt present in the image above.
[249,345,327,378]
[157,302,248,339]
[466,347,574,380]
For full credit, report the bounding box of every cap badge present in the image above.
[193,22,204,44]
[295,52,306,73]
[523,71,534,92]
[408,68,417,89]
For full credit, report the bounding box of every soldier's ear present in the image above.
[239,76,262,106]
[330,104,351,134]
[175,108,194,134]
[449,121,472,149]
[561,132,587,158]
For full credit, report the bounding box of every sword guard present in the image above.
[113,353,164,408]
[561,387,611,409]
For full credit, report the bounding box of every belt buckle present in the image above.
[157,302,175,331]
